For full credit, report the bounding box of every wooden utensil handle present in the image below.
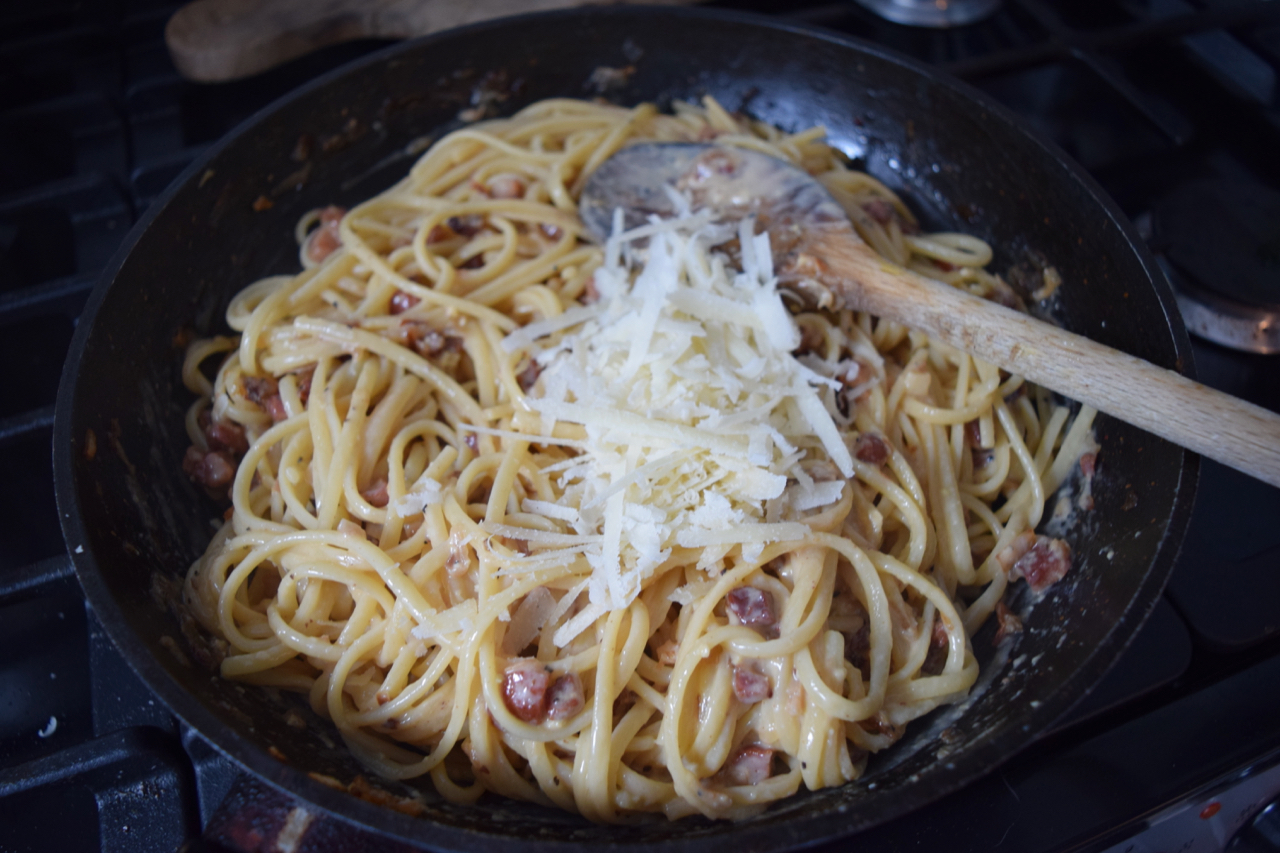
[167,0,420,82]
[166,0,698,82]
[822,236,1280,488]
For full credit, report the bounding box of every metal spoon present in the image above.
[579,142,1280,488]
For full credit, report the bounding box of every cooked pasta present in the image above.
[180,96,1095,822]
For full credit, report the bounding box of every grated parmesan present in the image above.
[496,209,854,646]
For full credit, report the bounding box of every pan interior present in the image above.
[56,7,1193,849]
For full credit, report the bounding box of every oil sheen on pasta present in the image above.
[180,97,1095,822]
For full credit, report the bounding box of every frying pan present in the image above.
[53,7,1197,850]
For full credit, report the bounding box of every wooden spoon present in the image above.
[166,0,697,82]
[579,142,1280,488]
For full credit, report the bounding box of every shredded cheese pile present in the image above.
[501,210,854,644]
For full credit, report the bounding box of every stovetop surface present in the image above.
[2,2,1280,851]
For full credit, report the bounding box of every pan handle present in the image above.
[165,0,700,83]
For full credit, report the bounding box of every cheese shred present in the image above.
[503,211,852,637]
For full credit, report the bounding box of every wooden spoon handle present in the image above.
[820,233,1280,488]
[166,0,698,82]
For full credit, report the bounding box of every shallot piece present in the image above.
[502,587,556,656]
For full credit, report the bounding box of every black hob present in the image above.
[3,2,1279,851]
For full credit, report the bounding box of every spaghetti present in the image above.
[180,96,1094,821]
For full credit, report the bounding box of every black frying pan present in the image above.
[53,7,1197,850]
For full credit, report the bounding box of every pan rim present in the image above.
[53,5,1199,850]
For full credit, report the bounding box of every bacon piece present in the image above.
[485,173,526,199]
[932,613,949,646]
[546,674,584,721]
[303,229,337,262]
[416,330,453,357]
[1010,537,1072,593]
[395,321,449,356]
[244,376,289,423]
[922,615,950,675]
[581,275,600,305]
[611,688,637,718]
[305,205,345,263]
[858,715,906,745]
[794,322,824,356]
[263,396,288,423]
[993,602,1024,645]
[964,419,985,449]
[843,619,870,676]
[732,664,772,703]
[181,446,204,477]
[539,223,562,241]
[721,744,775,786]
[361,479,389,508]
[517,360,541,392]
[995,530,1038,573]
[294,368,314,405]
[447,214,484,237]
[862,199,894,225]
[241,375,278,406]
[1080,452,1097,477]
[654,639,679,666]
[390,291,421,315]
[205,419,248,455]
[183,447,236,489]
[854,432,890,466]
[726,586,778,639]
[502,659,550,723]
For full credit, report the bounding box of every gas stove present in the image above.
[2,2,1279,851]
